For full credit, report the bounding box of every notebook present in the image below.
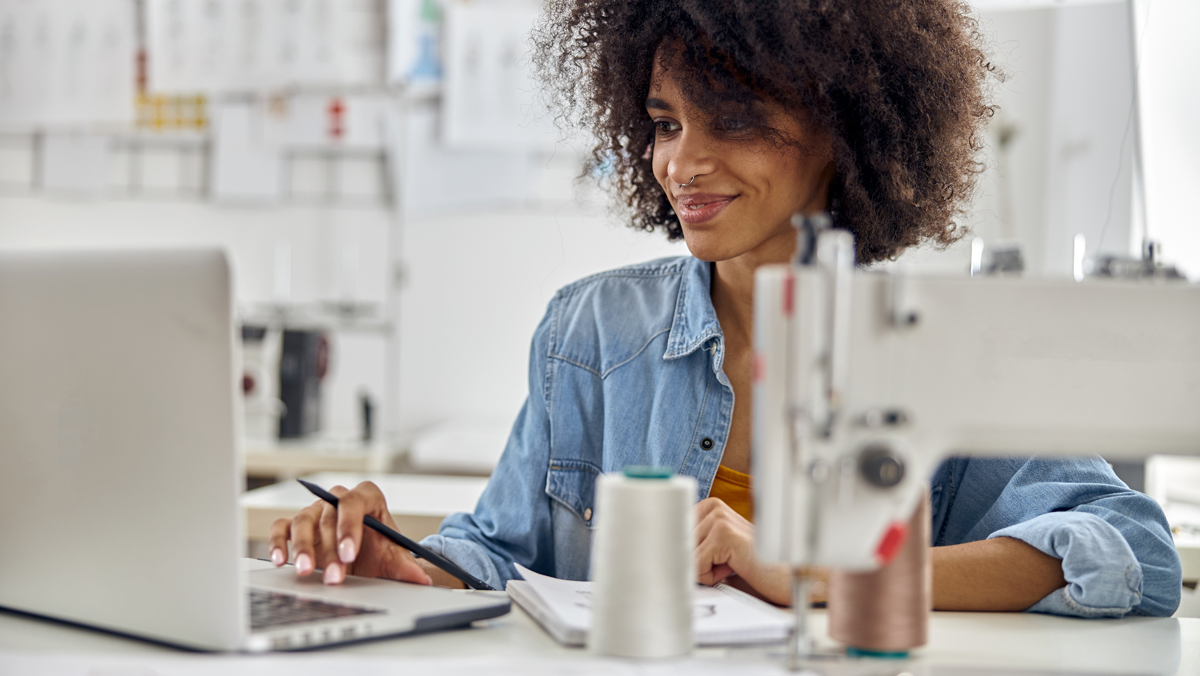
[506,564,793,647]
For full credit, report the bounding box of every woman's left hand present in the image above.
[693,497,793,605]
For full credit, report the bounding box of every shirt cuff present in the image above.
[418,533,505,590]
[988,511,1142,618]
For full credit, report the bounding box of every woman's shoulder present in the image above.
[540,256,700,376]
[553,255,694,298]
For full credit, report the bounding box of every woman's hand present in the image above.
[693,498,828,606]
[693,497,792,605]
[267,481,432,586]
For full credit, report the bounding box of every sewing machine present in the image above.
[751,217,1200,663]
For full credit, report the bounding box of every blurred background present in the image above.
[0,0,1196,595]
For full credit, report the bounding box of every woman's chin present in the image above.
[681,228,766,264]
[681,235,735,263]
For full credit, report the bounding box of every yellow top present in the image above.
[708,464,754,522]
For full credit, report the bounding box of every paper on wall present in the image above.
[146,0,384,94]
[270,94,391,150]
[0,0,135,131]
[441,1,557,152]
[211,101,283,203]
[387,0,442,89]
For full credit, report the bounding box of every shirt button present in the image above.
[700,437,714,450]
[583,508,592,521]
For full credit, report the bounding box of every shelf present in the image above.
[240,302,393,334]
[243,441,395,481]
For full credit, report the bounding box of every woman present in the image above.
[270,0,1181,617]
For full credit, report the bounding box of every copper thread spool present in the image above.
[827,491,931,657]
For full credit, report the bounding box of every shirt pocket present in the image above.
[545,458,601,529]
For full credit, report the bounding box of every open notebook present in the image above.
[506,564,793,646]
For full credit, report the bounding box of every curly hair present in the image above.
[532,0,998,264]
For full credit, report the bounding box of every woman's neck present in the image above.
[711,228,797,346]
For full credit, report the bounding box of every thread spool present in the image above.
[589,467,696,658]
[827,491,931,657]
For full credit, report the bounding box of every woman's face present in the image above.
[647,60,834,264]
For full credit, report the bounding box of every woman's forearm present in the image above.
[932,536,1066,611]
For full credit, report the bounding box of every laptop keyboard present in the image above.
[249,589,383,630]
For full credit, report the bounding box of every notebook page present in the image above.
[513,564,792,645]
[512,564,591,633]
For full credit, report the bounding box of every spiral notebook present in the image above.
[506,564,793,646]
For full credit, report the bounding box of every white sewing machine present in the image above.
[751,217,1200,660]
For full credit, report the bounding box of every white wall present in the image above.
[1042,1,1136,274]
[1134,0,1200,278]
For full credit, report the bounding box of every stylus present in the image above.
[297,479,497,591]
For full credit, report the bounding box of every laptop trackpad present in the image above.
[246,560,510,631]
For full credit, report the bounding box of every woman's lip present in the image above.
[675,195,736,225]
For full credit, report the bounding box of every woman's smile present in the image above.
[674,192,738,224]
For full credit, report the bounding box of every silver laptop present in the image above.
[0,249,509,651]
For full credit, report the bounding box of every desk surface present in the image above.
[2,595,1198,675]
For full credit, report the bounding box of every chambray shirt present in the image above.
[421,256,1182,618]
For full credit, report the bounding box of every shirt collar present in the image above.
[664,257,723,359]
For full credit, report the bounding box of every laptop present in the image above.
[0,249,509,651]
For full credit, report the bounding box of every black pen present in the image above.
[297,479,496,591]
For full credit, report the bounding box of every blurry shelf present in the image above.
[0,127,395,208]
[240,301,393,334]
[243,441,395,481]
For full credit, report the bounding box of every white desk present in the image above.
[241,472,489,544]
[2,600,1198,675]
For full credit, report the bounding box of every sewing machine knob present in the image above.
[860,446,905,488]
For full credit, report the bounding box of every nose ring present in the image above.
[678,176,695,190]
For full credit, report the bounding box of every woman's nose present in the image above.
[666,128,718,187]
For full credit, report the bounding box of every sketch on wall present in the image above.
[145,0,385,94]
[441,1,557,152]
[0,0,136,131]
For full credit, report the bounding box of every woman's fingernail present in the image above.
[270,548,284,566]
[338,538,356,563]
[296,553,313,575]
[324,562,343,584]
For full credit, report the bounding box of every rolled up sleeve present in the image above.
[991,511,1144,617]
[934,456,1182,618]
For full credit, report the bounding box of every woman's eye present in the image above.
[654,120,680,134]
[719,117,749,132]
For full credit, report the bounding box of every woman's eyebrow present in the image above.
[645,97,674,111]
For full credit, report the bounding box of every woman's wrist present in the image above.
[419,559,468,589]
[729,564,828,607]
[727,562,789,606]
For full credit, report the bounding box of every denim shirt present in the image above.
[422,256,1182,618]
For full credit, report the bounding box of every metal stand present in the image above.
[787,571,814,671]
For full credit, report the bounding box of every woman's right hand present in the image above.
[267,481,433,586]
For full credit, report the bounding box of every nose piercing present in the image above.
[678,176,695,189]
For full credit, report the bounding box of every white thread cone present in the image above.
[588,471,696,658]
